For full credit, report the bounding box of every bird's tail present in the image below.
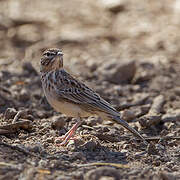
[112,115,148,145]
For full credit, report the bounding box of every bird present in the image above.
[40,48,147,146]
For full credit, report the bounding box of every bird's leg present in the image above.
[55,118,82,146]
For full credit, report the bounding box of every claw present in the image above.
[55,121,81,146]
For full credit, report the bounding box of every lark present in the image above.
[40,48,147,146]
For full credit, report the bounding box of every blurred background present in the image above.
[0,1,180,179]
[0,0,180,73]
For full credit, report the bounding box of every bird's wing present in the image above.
[53,70,148,144]
[53,69,120,116]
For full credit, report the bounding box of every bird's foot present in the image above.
[55,121,80,146]
[55,135,77,146]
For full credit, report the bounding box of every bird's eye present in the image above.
[43,51,57,58]
[46,52,51,57]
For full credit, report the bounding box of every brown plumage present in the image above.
[40,48,147,146]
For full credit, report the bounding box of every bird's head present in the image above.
[40,48,64,72]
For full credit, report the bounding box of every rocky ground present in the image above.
[0,0,180,179]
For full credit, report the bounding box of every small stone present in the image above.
[35,110,51,119]
[38,159,48,168]
[174,87,180,96]
[22,62,38,76]
[16,24,42,43]
[79,140,98,151]
[51,115,66,130]
[121,110,136,122]
[0,95,6,106]
[98,59,136,84]
[27,143,44,154]
[159,171,177,180]
[147,143,159,155]
[155,144,165,151]
[4,108,17,119]
[56,176,71,180]
[113,85,123,96]
[132,93,149,106]
[46,137,54,143]
[69,152,86,161]
[86,116,101,126]
[153,160,161,167]
[19,89,30,102]
[139,114,161,128]
[85,167,122,180]
[140,105,151,115]
[171,165,179,171]
[131,85,141,92]
[33,93,41,100]
[86,60,97,72]
[100,0,126,13]
[14,139,20,143]
[162,109,180,122]
[120,149,128,153]
[40,122,49,129]
[58,128,67,136]
[42,142,49,148]
[134,152,144,159]
[26,114,34,121]
[149,95,165,114]
[167,140,177,146]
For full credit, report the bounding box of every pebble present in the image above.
[19,89,30,102]
[22,62,38,75]
[121,109,136,122]
[85,167,122,180]
[38,159,48,168]
[86,60,97,72]
[174,87,180,96]
[100,0,126,13]
[162,109,180,122]
[98,59,136,84]
[46,137,54,143]
[51,115,66,130]
[78,140,99,151]
[4,107,17,119]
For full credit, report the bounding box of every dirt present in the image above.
[0,0,180,179]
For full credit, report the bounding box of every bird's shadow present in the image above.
[50,144,130,165]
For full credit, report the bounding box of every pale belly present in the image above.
[44,90,92,118]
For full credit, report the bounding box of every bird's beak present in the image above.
[57,51,63,56]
